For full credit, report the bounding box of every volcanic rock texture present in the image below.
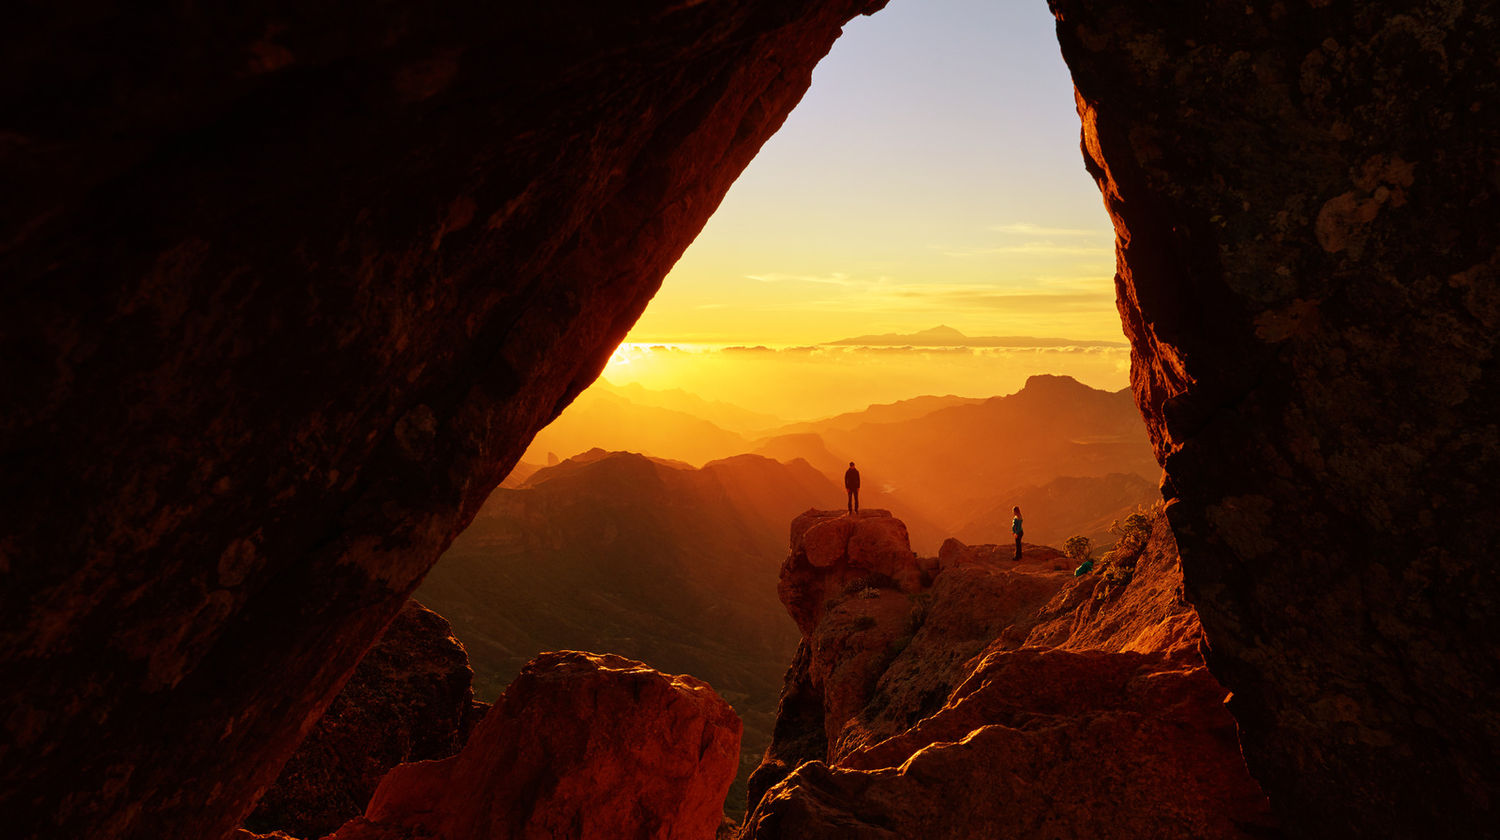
[326,651,741,840]
[245,600,485,838]
[743,511,1273,839]
[0,2,886,838]
[1050,1,1500,834]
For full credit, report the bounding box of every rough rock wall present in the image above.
[1049,1,1500,835]
[327,651,741,840]
[0,3,885,838]
[245,600,485,839]
[744,513,1272,838]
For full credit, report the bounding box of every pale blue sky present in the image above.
[627,0,1120,344]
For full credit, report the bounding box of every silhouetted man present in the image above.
[844,461,861,513]
[1011,505,1024,561]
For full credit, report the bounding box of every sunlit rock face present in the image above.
[0,3,885,838]
[326,651,741,840]
[745,512,1273,839]
[1050,1,1500,835]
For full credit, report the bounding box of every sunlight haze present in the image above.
[626,0,1119,347]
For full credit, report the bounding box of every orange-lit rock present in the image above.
[779,510,924,636]
[327,651,741,840]
[745,512,1274,838]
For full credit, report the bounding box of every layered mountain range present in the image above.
[519,374,1158,554]
[413,375,1161,815]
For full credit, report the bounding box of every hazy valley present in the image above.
[415,368,1161,817]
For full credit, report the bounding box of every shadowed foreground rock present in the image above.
[1051,1,1500,833]
[326,651,741,840]
[245,601,485,838]
[0,3,884,837]
[744,512,1273,839]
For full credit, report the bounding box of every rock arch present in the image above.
[0,1,1493,837]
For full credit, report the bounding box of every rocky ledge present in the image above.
[744,510,1275,839]
[325,650,741,840]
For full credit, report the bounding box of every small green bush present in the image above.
[1093,504,1161,597]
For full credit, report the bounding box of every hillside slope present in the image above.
[415,451,837,815]
[757,375,1158,542]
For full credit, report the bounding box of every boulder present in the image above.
[328,651,741,840]
[779,510,923,635]
[245,601,484,839]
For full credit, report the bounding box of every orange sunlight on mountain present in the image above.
[599,335,1130,421]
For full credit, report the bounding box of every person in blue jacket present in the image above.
[1011,505,1023,561]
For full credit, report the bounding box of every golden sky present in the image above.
[623,0,1121,347]
[582,0,1135,423]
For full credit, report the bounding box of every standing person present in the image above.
[1011,505,1024,561]
[844,461,861,513]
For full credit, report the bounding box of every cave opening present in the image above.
[413,0,1167,827]
[9,1,1495,837]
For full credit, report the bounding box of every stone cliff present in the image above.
[0,3,884,837]
[743,511,1274,839]
[1052,1,1500,833]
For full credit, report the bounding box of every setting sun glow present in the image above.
[549,0,1129,451]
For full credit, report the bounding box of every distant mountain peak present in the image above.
[1021,373,1089,391]
[824,327,1126,348]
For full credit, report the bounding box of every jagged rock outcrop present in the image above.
[744,512,1273,839]
[778,510,927,637]
[245,601,485,839]
[0,3,885,837]
[1051,1,1500,834]
[325,651,741,840]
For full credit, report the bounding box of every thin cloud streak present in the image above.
[781,283,1116,315]
[941,242,1114,258]
[990,222,1111,237]
[744,272,859,286]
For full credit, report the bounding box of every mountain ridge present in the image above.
[825,325,1128,348]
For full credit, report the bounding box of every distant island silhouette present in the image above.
[824,325,1127,348]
